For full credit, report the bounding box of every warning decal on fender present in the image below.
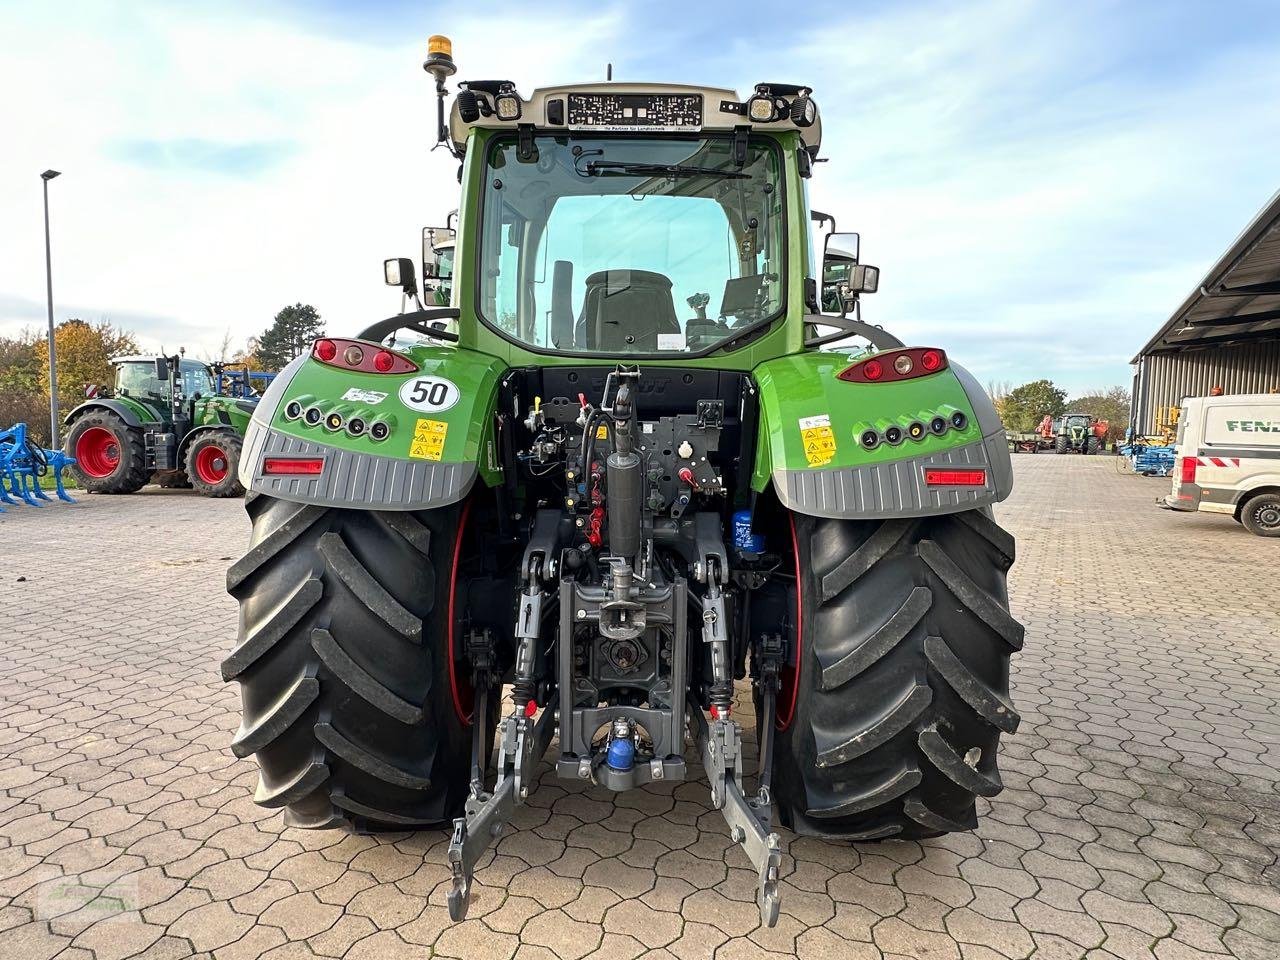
[799,414,837,467]
[409,418,448,461]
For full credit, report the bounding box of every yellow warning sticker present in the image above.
[409,418,448,461]
[596,424,610,440]
[799,414,837,467]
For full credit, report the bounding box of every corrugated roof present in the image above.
[1133,188,1280,360]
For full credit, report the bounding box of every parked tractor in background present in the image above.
[64,355,255,497]
[224,38,1024,927]
[1040,412,1107,454]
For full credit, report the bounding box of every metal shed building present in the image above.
[1131,189,1280,436]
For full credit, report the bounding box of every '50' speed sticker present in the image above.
[399,375,460,413]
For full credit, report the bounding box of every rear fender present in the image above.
[63,397,156,429]
[238,344,508,510]
[752,351,1012,519]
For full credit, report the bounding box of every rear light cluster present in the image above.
[311,338,417,375]
[839,347,947,384]
[859,408,968,450]
[283,394,393,442]
[1179,456,1197,484]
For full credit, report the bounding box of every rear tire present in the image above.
[65,411,148,494]
[187,433,245,498]
[1240,492,1280,537]
[773,510,1022,840]
[1084,437,1099,455]
[224,495,478,829]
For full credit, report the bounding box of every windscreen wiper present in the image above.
[582,160,751,180]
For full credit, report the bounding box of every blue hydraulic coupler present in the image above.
[606,719,635,771]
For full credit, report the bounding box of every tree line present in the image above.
[988,378,1130,441]
[0,304,324,446]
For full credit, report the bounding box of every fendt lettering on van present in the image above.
[1226,420,1280,433]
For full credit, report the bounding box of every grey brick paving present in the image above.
[1,457,1277,959]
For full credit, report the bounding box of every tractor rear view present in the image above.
[223,38,1024,927]
[64,355,255,496]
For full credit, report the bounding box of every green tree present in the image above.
[1066,386,1130,442]
[257,304,323,371]
[35,319,138,419]
[0,330,48,443]
[1001,379,1067,433]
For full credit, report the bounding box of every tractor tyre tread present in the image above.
[774,509,1022,841]
[225,494,473,830]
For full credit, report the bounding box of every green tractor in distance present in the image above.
[64,354,255,497]
[224,37,1023,927]
[1041,412,1107,454]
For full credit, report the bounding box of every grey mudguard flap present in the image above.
[775,431,1013,519]
[240,419,476,510]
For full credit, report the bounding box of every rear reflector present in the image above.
[925,469,986,486]
[263,457,324,476]
[1179,456,1196,484]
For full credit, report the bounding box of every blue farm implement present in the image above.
[1119,443,1176,477]
[0,423,76,509]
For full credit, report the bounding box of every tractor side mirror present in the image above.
[823,231,859,265]
[384,257,418,296]
[154,358,169,380]
[422,226,456,280]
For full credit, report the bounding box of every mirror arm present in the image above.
[358,307,461,344]
[803,313,904,350]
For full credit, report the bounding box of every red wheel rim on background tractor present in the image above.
[75,427,121,478]
[194,445,229,485]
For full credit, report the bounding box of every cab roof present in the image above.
[449,81,822,156]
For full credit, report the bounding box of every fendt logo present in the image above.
[1225,420,1280,433]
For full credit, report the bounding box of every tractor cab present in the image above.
[112,356,215,420]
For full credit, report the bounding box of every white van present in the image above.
[1162,393,1280,536]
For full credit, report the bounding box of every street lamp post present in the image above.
[41,169,61,448]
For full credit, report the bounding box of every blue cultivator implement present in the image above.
[0,423,76,510]
[1119,443,1177,477]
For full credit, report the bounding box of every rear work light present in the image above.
[839,347,948,384]
[263,457,325,476]
[925,469,986,486]
[311,338,418,375]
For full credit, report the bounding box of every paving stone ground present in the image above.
[1,456,1278,959]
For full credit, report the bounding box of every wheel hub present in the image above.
[75,426,122,478]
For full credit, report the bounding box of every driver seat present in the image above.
[582,270,680,351]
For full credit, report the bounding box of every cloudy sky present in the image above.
[2,0,1278,394]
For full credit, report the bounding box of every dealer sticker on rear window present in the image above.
[409,418,448,461]
[799,414,837,468]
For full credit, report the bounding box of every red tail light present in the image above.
[925,469,986,486]
[264,457,324,475]
[839,347,948,383]
[1179,456,1197,484]
[311,338,417,374]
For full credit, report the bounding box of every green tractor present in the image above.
[224,37,1022,927]
[64,354,255,497]
[1048,412,1106,454]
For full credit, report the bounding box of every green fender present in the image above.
[238,343,508,510]
[63,396,159,429]
[751,351,1012,518]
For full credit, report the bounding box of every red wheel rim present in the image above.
[777,513,803,731]
[446,498,475,724]
[75,427,121,478]
[194,445,229,484]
